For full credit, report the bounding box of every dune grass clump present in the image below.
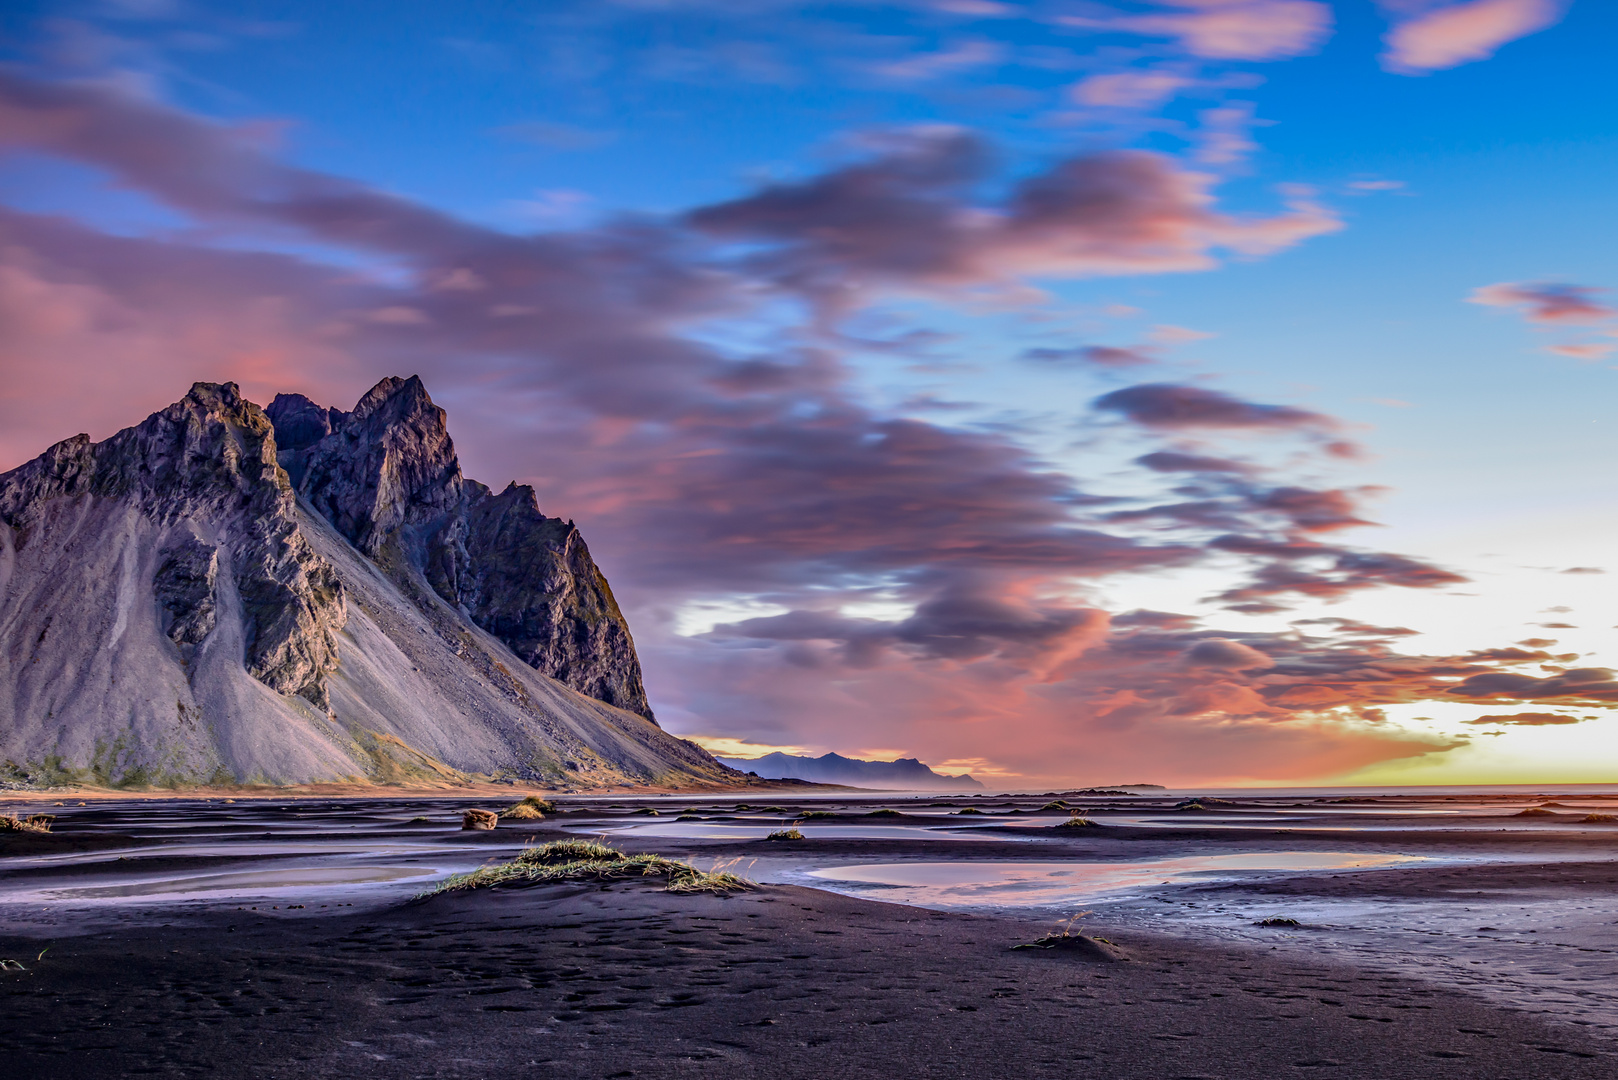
[1053,811,1100,829]
[1581,813,1617,823]
[1041,801,1069,812]
[955,807,985,815]
[799,810,836,819]
[0,814,53,834]
[766,828,805,841]
[1515,807,1557,817]
[1254,916,1301,927]
[866,808,903,817]
[633,807,660,816]
[501,796,556,821]
[426,839,752,896]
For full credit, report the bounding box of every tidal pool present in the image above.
[803,851,1426,907]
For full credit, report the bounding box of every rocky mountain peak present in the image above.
[265,393,347,455]
[283,375,463,558]
[271,377,654,721]
[0,377,723,788]
[0,381,346,714]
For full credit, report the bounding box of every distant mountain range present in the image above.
[0,377,739,790]
[716,751,983,790]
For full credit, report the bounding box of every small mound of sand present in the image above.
[462,808,499,830]
[1011,934,1125,962]
[1581,813,1616,823]
[1514,807,1558,817]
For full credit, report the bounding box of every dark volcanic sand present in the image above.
[5,881,1613,1079]
[4,791,1618,1077]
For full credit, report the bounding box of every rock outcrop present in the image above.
[267,377,651,719]
[0,378,732,789]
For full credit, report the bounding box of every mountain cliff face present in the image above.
[0,378,731,789]
[267,377,652,720]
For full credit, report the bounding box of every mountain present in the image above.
[0,377,738,790]
[716,751,983,791]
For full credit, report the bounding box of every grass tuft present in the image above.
[866,808,903,817]
[1582,813,1617,823]
[1054,809,1100,829]
[955,807,984,815]
[500,796,555,821]
[0,814,53,834]
[799,810,836,819]
[1254,916,1300,927]
[424,839,753,897]
[765,828,805,841]
[1040,801,1069,811]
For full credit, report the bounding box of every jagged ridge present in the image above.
[0,378,730,789]
[267,376,652,720]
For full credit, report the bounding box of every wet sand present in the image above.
[4,790,1618,1077]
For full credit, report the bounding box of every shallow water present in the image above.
[799,851,1426,906]
[584,819,1034,842]
[43,864,436,900]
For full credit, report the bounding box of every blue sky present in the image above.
[2,0,1616,786]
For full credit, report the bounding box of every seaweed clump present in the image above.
[425,839,753,896]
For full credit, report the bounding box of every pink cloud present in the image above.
[1121,1,1335,61]
[1092,382,1338,433]
[1069,70,1191,109]
[688,129,1341,304]
[1468,281,1614,324]
[1463,711,1587,726]
[1020,344,1155,367]
[1382,0,1566,74]
[1546,342,1615,360]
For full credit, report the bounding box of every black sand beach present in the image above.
[4,791,1618,1078]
